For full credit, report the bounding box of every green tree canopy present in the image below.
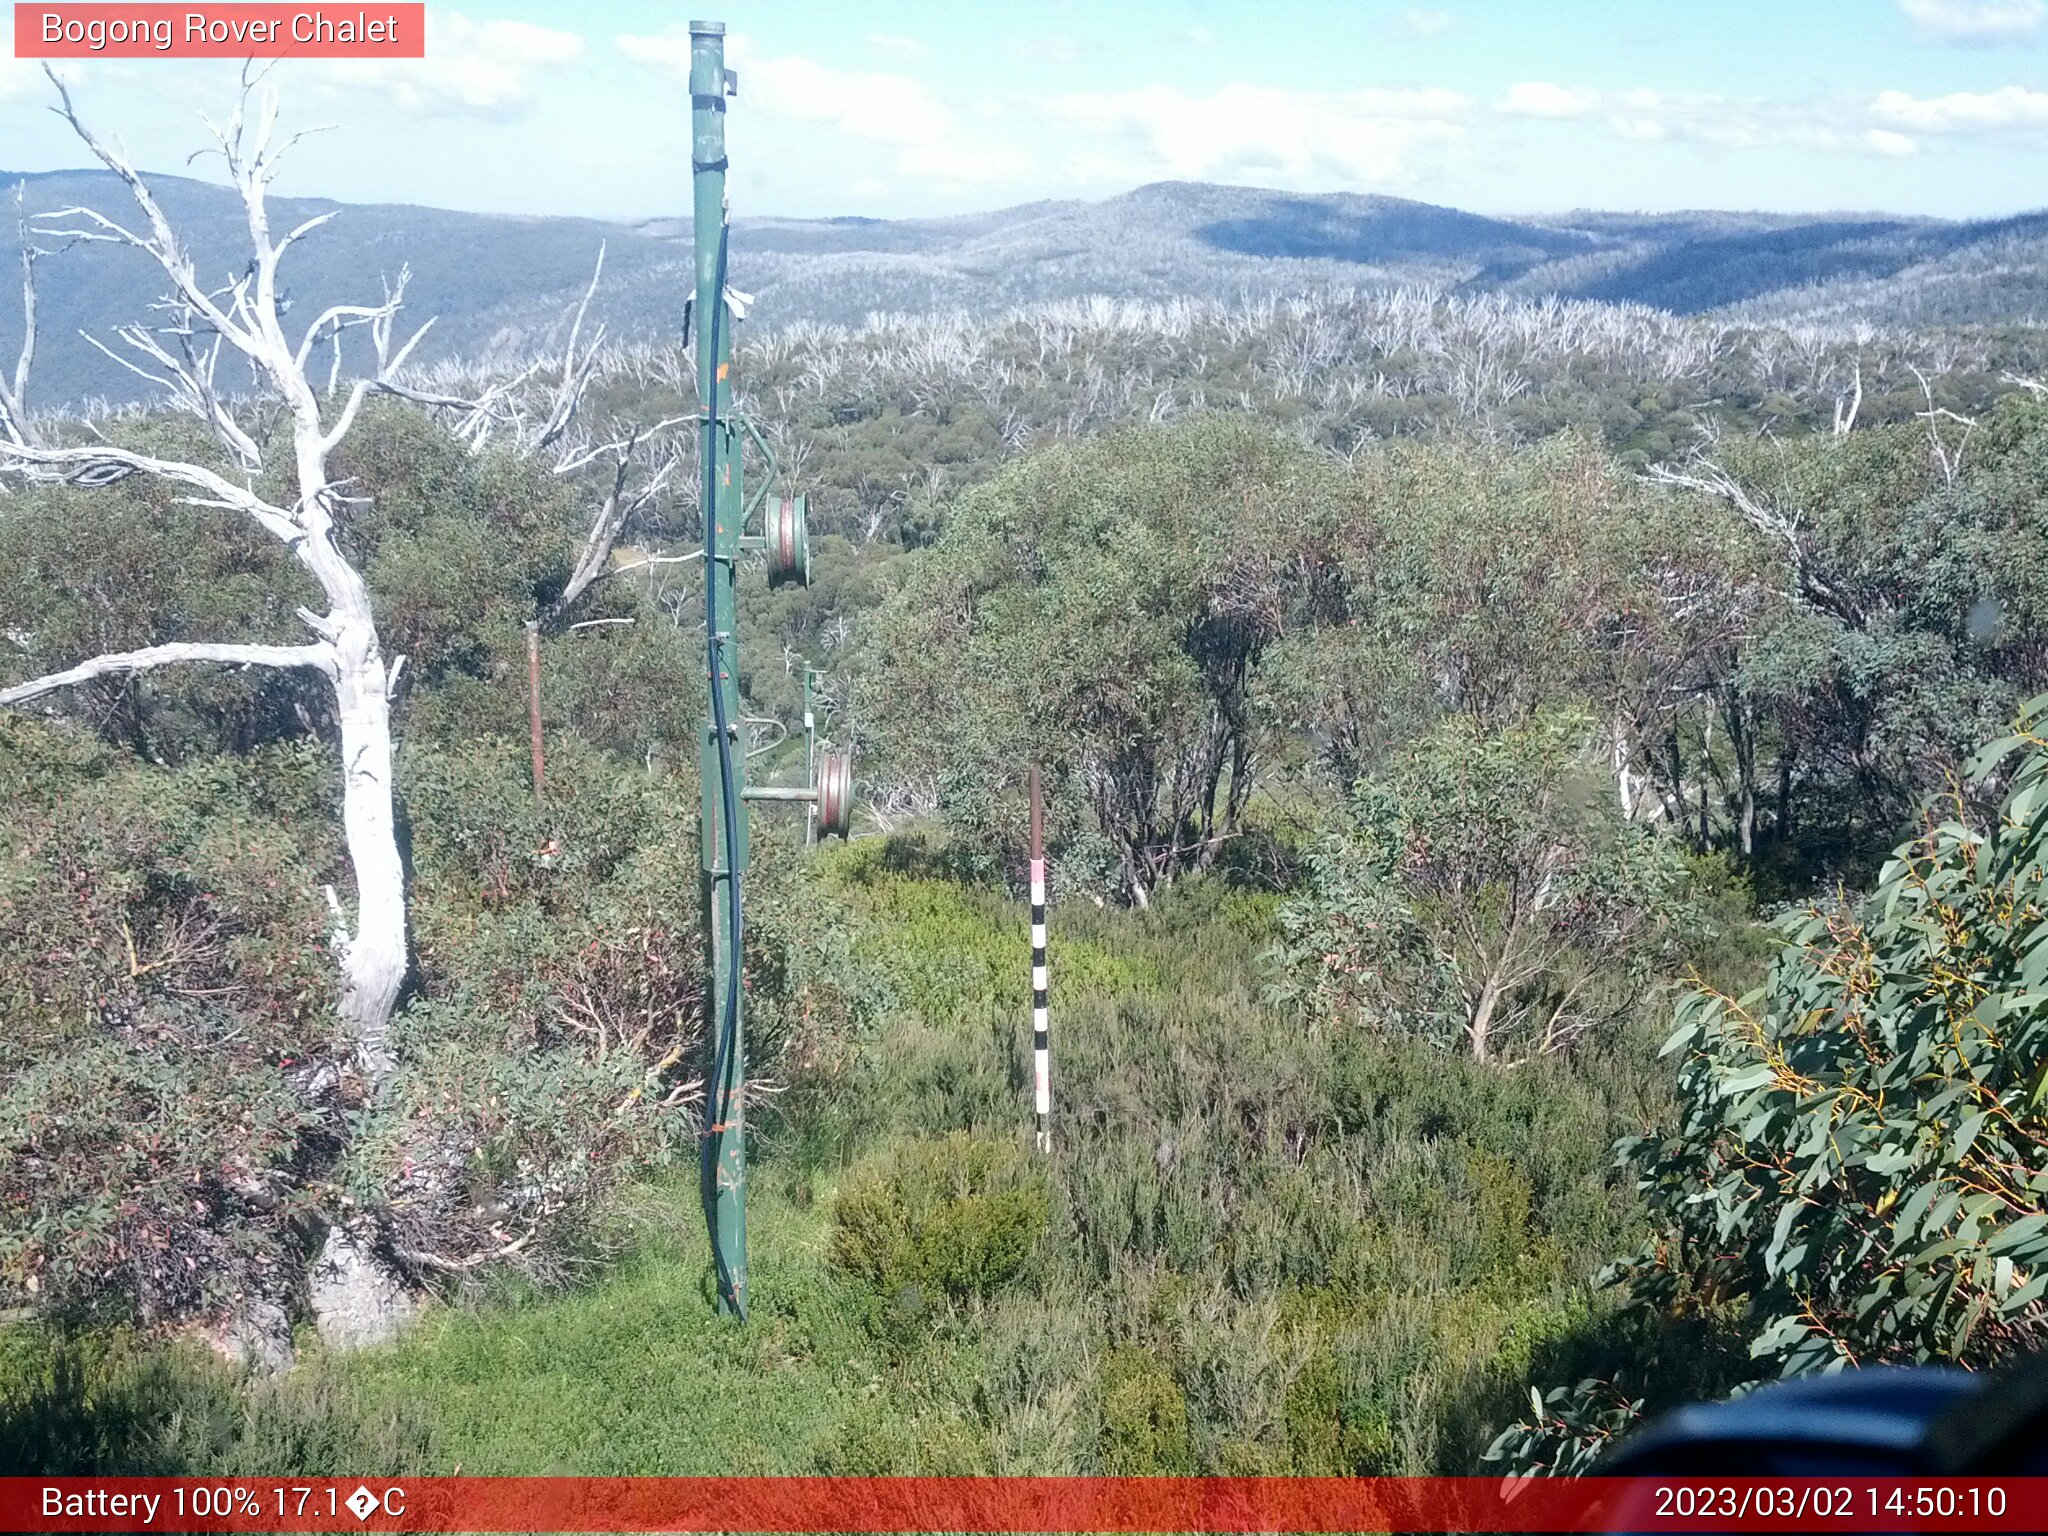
[1274,713,1695,1061]
[869,415,1344,901]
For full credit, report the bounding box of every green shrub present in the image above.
[1272,712,1694,1062]
[1097,1347,1193,1474]
[830,1133,1050,1314]
[0,722,339,1324]
[0,1324,436,1476]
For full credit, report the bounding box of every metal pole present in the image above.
[1030,767,1050,1152]
[803,667,818,848]
[692,17,748,1318]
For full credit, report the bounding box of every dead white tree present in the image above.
[1908,362,1975,489]
[1645,439,1856,625]
[1832,359,1862,436]
[0,182,44,450]
[0,71,502,1348]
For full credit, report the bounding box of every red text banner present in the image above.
[14,5,426,59]
[3,1476,2047,1532]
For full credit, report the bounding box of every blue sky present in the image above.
[4,1,2047,220]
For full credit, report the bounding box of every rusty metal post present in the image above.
[525,623,545,799]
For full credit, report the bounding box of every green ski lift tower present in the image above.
[689,18,853,1319]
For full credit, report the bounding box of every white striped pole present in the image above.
[1029,765,1050,1153]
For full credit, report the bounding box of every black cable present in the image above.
[700,212,746,1319]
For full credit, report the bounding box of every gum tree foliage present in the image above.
[1273,714,1695,1061]
[1648,395,2048,873]
[1493,698,2048,1473]
[1255,431,1769,800]
[488,306,2046,879]
[869,416,1344,903]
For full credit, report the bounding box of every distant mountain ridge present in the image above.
[3,170,2043,407]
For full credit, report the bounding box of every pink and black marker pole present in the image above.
[1029,765,1050,1153]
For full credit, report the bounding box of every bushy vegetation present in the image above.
[1493,699,2048,1472]
[8,241,2048,1485]
[0,399,859,1355]
[4,867,1665,1475]
[1274,713,1695,1061]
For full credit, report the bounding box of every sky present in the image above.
[3,0,2048,222]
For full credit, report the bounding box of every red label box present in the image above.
[13,4,426,58]
[5,1476,2048,1533]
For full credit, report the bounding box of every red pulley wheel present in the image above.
[766,493,811,588]
[816,750,854,840]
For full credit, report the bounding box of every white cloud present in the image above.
[1495,80,1594,118]
[1494,83,1941,159]
[1898,0,2045,44]
[867,33,926,61]
[1390,9,1455,36]
[613,28,689,71]
[745,52,950,144]
[310,12,582,118]
[621,31,952,148]
[0,57,42,101]
[1005,35,1082,65]
[1053,82,1469,187]
[1176,26,1218,47]
[618,28,1028,189]
[1871,83,2048,130]
[898,141,1034,183]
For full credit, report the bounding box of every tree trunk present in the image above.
[310,1220,418,1350]
[1724,690,1757,857]
[331,621,406,1087]
[1468,975,1502,1061]
[1776,741,1796,843]
[1613,713,1638,819]
[1697,716,1714,847]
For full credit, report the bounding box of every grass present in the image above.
[335,1177,975,1475]
[3,849,1697,1478]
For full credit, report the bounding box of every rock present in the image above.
[309,1222,418,1350]
[214,1295,295,1375]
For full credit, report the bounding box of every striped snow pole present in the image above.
[1029,766,1050,1152]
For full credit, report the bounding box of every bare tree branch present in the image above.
[1908,362,1974,489]
[0,439,302,540]
[535,428,690,631]
[1645,454,1856,623]
[0,640,334,706]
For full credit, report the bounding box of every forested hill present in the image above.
[5,167,2046,406]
